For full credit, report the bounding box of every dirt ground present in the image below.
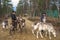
[0,17,60,40]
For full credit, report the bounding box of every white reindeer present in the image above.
[37,23,56,39]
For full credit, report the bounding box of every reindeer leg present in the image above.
[45,31,47,37]
[32,29,35,36]
[40,31,43,38]
[37,31,39,38]
[49,31,51,39]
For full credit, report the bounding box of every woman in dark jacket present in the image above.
[40,13,46,22]
[10,11,17,31]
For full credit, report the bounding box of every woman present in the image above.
[10,11,17,31]
[40,13,46,23]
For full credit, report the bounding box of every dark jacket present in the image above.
[40,14,44,22]
[11,14,16,20]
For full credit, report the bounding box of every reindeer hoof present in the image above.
[37,36,38,38]
[54,35,56,37]
[49,37,51,39]
[41,37,43,39]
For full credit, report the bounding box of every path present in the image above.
[0,17,60,40]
